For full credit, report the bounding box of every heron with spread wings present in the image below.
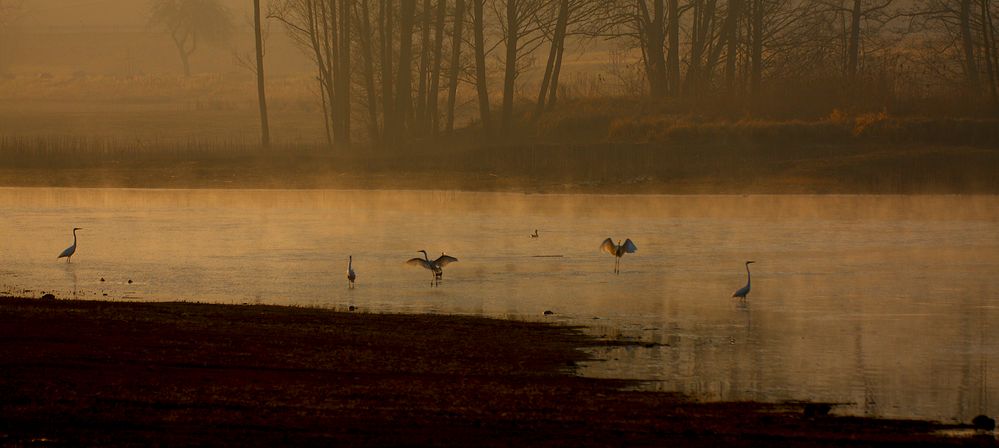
[407,250,458,286]
[601,238,637,274]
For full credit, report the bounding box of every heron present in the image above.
[347,255,356,288]
[600,238,637,274]
[407,250,458,286]
[57,227,83,263]
[732,261,755,300]
[530,229,539,238]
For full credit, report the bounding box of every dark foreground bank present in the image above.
[0,297,990,447]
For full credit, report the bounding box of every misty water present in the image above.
[1,187,996,423]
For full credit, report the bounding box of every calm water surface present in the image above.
[1,188,996,423]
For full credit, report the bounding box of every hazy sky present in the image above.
[4,0,312,76]
[19,0,254,29]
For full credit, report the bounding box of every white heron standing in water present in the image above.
[57,227,83,263]
[407,250,458,286]
[732,261,755,300]
[347,255,356,288]
[600,238,637,274]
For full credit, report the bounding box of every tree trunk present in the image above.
[501,0,520,133]
[305,0,334,147]
[171,30,194,77]
[723,0,742,92]
[847,0,861,82]
[750,0,763,97]
[253,0,270,147]
[547,32,565,109]
[535,0,569,119]
[667,0,680,96]
[380,0,395,147]
[685,0,715,95]
[704,0,739,91]
[336,0,351,148]
[992,0,999,94]
[318,74,333,146]
[428,0,447,136]
[446,0,466,133]
[394,0,417,147]
[473,0,492,136]
[638,0,667,98]
[318,1,338,146]
[416,0,433,132]
[960,0,980,92]
[982,0,998,105]
[358,0,380,143]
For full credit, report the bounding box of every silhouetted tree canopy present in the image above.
[149,0,234,76]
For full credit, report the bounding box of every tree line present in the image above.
[258,0,998,149]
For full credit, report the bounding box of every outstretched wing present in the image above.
[622,239,637,253]
[600,238,616,255]
[407,258,432,270]
[434,254,458,267]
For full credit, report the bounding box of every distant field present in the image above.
[2,74,998,194]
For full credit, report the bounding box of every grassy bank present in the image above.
[0,297,982,446]
[1,135,998,193]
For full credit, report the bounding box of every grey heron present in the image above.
[347,255,356,288]
[600,238,637,274]
[57,227,83,263]
[732,261,755,300]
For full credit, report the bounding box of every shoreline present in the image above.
[3,168,999,195]
[3,141,999,195]
[0,297,988,446]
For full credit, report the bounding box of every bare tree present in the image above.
[380,0,396,146]
[535,0,569,117]
[0,0,21,27]
[446,0,467,132]
[253,0,270,147]
[494,0,551,133]
[0,0,23,71]
[639,0,669,98]
[394,0,418,146]
[472,0,493,135]
[983,0,999,104]
[149,0,234,77]
[960,0,981,90]
[355,0,381,142]
[428,0,448,135]
[906,0,995,100]
[270,0,351,148]
[416,0,434,130]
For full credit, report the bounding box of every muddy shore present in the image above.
[0,297,990,446]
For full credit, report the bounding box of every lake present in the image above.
[0,187,996,423]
